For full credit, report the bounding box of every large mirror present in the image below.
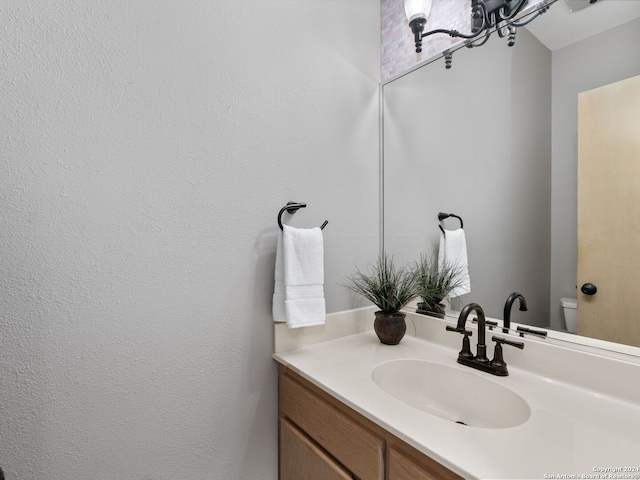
[382,0,640,355]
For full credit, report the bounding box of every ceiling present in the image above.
[525,0,640,51]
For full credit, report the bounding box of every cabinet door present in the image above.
[280,418,353,480]
[280,373,384,479]
[388,446,461,480]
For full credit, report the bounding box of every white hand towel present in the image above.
[438,228,471,298]
[272,231,287,323]
[272,225,326,328]
[283,225,326,328]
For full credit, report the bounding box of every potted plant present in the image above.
[342,254,419,345]
[414,254,465,318]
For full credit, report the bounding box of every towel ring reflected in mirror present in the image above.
[438,212,464,235]
[277,202,328,231]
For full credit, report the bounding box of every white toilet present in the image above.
[561,297,577,333]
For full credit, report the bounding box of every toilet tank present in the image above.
[561,297,577,333]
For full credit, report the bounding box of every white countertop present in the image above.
[273,315,640,480]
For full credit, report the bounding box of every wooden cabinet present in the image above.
[280,418,352,480]
[388,446,460,480]
[278,366,462,480]
[280,371,384,479]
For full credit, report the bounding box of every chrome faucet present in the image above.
[447,303,524,376]
[503,292,528,333]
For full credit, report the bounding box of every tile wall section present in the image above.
[381,0,543,82]
[381,0,472,82]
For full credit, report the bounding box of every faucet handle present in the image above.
[472,317,498,330]
[447,326,473,359]
[516,326,548,338]
[489,336,524,376]
[446,325,473,336]
[492,336,525,350]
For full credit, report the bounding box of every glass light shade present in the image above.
[404,0,432,22]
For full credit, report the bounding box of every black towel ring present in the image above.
[278,202,328,231]
[438,212,463,235]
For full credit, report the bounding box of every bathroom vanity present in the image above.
[279,365,461,479]
[273,309,640,479]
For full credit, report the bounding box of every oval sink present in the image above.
[371,359,530,429]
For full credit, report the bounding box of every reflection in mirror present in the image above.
[382,2,640,355]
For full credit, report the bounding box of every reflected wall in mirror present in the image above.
[382,3,640,352]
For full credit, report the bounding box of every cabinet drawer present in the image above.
[280,418,353,480]
[280,373,384,480]
[389,446,462,480]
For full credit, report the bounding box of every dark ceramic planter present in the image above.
[373,311,406,345]
[416,302,446,319]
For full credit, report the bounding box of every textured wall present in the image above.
[0,1,380,479]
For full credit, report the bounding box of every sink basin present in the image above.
[371,359,530,429]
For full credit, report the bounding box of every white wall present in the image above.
[549,18,640,330]
[0,1,380,478]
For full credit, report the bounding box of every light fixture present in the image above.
[404,0,433,53]
[405,0,552,68]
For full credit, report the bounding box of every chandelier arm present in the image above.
[482,10,497,30]
[422,28,484,40]
[466,29,492,48]
[496,22,511,38]
[405,0,554,55]
[510,5,550,28]
[421,0,490,42]
[497,5,510,23]
[501,0,530,21]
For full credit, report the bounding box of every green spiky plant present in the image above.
[342,254,420,315]
[414,253,465,316]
